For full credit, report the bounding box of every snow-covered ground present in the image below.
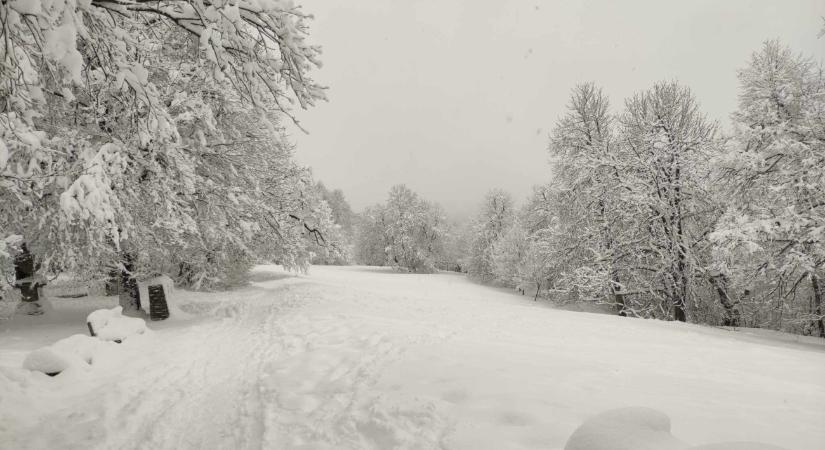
[1,265,823,449]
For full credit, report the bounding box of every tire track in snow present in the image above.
[114,284,308,450]
[7,282,308,450]
[255,285,450,450]
[6,275,453,450]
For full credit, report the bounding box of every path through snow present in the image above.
[1,265,823,449]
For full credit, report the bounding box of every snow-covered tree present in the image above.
[353,185,447,272]
[613,82,717,321]
[545,83,628,312]
[467,189,515,282]
[518,185,565,300]
[441,220,473,272]
[1,0,325,313]
[354,205,391,266]
[382,185,446,273]
[491,218,528,287]
[711,41,825,335]
[313,182,355,264]
[530,82,718,321]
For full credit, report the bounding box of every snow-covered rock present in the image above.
[565,407,790,450]
[688,443,789,450]
[22,347,74,375]
[87,306,147,342]
[564,407,686,450]
[22,334,107,375]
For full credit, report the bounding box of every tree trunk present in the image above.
[612,272,627,317]
[14,243,45,315]
[673,239,688,323]
[812,274,824,338]
[672,283,687,322]
[104,266,120,296]
[709,272,740,327]
[534,281,540,301]
[118,253,141,313]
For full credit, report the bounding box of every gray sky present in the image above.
[292,0,825,220]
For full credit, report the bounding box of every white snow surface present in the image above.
[563,407,791,450]
[0,265,823,449]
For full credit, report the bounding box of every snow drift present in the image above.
[564,407,790,450]
[22,334,112,376]
[87,306,147,342]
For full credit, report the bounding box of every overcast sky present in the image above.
[292,0,825,221]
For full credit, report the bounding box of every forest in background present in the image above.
[346,40,825,337]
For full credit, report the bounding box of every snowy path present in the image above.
[1,265,824,450]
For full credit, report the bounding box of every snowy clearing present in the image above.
[1,265,823,450]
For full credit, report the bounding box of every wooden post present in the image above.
[148,284,170,321]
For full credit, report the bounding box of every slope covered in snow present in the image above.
[1,265,822,449]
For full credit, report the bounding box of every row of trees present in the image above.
[1,0,347,314]
[462,41,824,336]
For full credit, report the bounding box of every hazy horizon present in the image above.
[293,0,825,220]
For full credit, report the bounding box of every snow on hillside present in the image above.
[1,265,823,449]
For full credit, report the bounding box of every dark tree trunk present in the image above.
[104,266,120,296]
[118,253,141,313]
[812,274,824,338]
[709,272,740,327]
[672,291,687,322]
[612,272,627,317]
[13,243,44,315]
[673,237,688,323]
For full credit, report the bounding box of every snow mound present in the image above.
[688,443,789,450]
[23,347,74,375]
[23,334,107,375]
[565,407,686,450]
[565,407,791,450]
[87,306,147,341]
